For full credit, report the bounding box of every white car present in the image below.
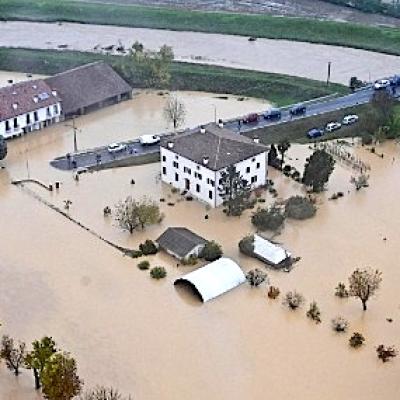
[139,134,161,146]
[325,122,341,132]
[107,143,127,153]
[342,114,359,125]
[374,79,390,90]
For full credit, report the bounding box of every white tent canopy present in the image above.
[174,257,246,302]
[253,234,291,265]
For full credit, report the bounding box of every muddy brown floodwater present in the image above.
[2,21,400,84]
[1,70,400,400]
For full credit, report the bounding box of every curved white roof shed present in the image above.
[174,257,246,302]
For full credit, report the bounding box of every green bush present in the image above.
[129,249,143,258]
[200,241,223,262]
[251,205,285,231]
[238,235,255,257]
[139,239,158,255]
[137,260,150,270]
[349,332,365,348]
[181,255,198,265]
[150,266,167,279]
[285,196,316,220]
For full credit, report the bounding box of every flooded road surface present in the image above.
[1,70,400,399]
[2,21,400,84]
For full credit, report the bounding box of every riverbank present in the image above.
[2,0,400,55]
[0,47,346,105]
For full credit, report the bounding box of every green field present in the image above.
[2,0,400,55]
[0,48,347,105]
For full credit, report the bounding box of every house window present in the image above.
[197,173,202,180]
[34,111,38,122]
[184,167,191,174]
[196,165,200,170]
[5,120,10,131]
[173,161,179,169]
[53,105,58,114]
[162,167,167,175]
[246,166,250,173]
[256,162,260,169]
[13,118,18,128]
[209,190,213,200]
[175,155,179,160]
[46,107,51,117]
[26,114,31,124]
[175,173,179,182]
[251,175,258,183]
[196,184,201,193]
[162,155,166,162]
[252,158,256,162]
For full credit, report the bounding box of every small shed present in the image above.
[156,227,207,260]
[253,234,291,267]
[174,257,246,302]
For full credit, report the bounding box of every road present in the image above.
[51,84,398,171]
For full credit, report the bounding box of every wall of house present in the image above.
[161,146,267,208]
[0,102,62,139]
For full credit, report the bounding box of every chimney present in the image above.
[218,119,223,128]
[253,136,260,144]
[200,125,206,134]
[12,103,18,110]
[167,141,174,149]
[33,96,38,103]
[52,90,57,97]
[203,156,209,166]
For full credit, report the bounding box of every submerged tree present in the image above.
[246,269,269,287]
[218,165,251,216]
[348,268,382,311]
[376,345,397,363]
[80,386,132,400]
[200,241,223,262]
[0,136,7,160]
[164,95,186,130]
[277,140,291,164]
[0,335,25,376]
[306,301,321,323]
[283,291,305,310]
[303,149,335,192]
[251,204,285,231]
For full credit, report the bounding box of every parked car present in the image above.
[374,79,390,90]
[342,114,359,125]
[263,108,282,120]
[107,143,127,153]
[290,105,306,116]
[325,122,341,132]
[243,113,259,123]
[307,128,324,139]
[139,134,161,145]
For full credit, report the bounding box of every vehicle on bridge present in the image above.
[290,105,306,116]
[342,114,359,125]
[139,134,161,146]
[107,142,127,153]
[263,108,282,120]
[325,122,341,132]
[243,113,259,124]
[307,128,324,139]
[374,79,390,90]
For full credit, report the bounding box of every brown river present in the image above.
[1,71,400,399]
[2,21,400,84]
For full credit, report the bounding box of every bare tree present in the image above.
[80,386,132,400]
[164,95,186,130]
[0,335,26,376]
[348,268,382,311]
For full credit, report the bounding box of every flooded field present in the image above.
[1,70,400,399]
[2,21,400,84]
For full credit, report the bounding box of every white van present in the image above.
[139,134,161,145]
[342,115,359,125]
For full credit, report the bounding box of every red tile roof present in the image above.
[0,79,61,121]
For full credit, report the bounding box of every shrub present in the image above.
[139,239,158,255]
[376,345,397,362]
[331,316,349,332]
[361,134,373,145]
[238,235,255,257]
[335,282,349,298]
[268,286,280,299]
[283,291,305,310]
[129,249,143,258]
[150,266,167,279]
[246,269,269,287]
[200,241,223,262]
[349,332,365,348]
[137,260,150,270]
[181,255,198,265]
[285,196,316,220]
[306,301,321,323]
[251,205,285,232]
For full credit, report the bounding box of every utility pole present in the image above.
[65,117,80,153]
[327,61,332,86]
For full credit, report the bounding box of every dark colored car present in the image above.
[307,128,324,139]
[243,113,259,123]
[263,108,282,120]
[290,105,306,116]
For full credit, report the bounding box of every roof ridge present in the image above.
[213,136,222,170]
[49,61,105,78]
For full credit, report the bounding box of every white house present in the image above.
[0,79,62,139]
[160,123,268,207]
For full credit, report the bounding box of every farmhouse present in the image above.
[160,123,268,207]
[45,62,132,118]
[0,79,62,139]
[156,227,207,261]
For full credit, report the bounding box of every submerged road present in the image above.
[51,84,399,171]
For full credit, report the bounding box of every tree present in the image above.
[267,144,279,167]
[238,235,255,257]
[251,204,285,231]
[349,76,363,91]
[246,269,269,287]
[218,165,251,216]
[331,316,349,332]
[41,352,82,400]
[277,140,290,164]
[349,332,365,348]
[283,291,304,310]
[80,386,132,400]
[25,336,57,390]
[348,268,382,311]
[371,90,395,124]
[385,112,400,139]
[302,149,335,192]
[114,196,162,234]
[163,95,186,130]
[285,196,316,219]
[306,301,321,323]
[0,136,7,160]
[376,345,397,362]
[0,335,25,376]
[200,241,222,261]
[131,41,144,53]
